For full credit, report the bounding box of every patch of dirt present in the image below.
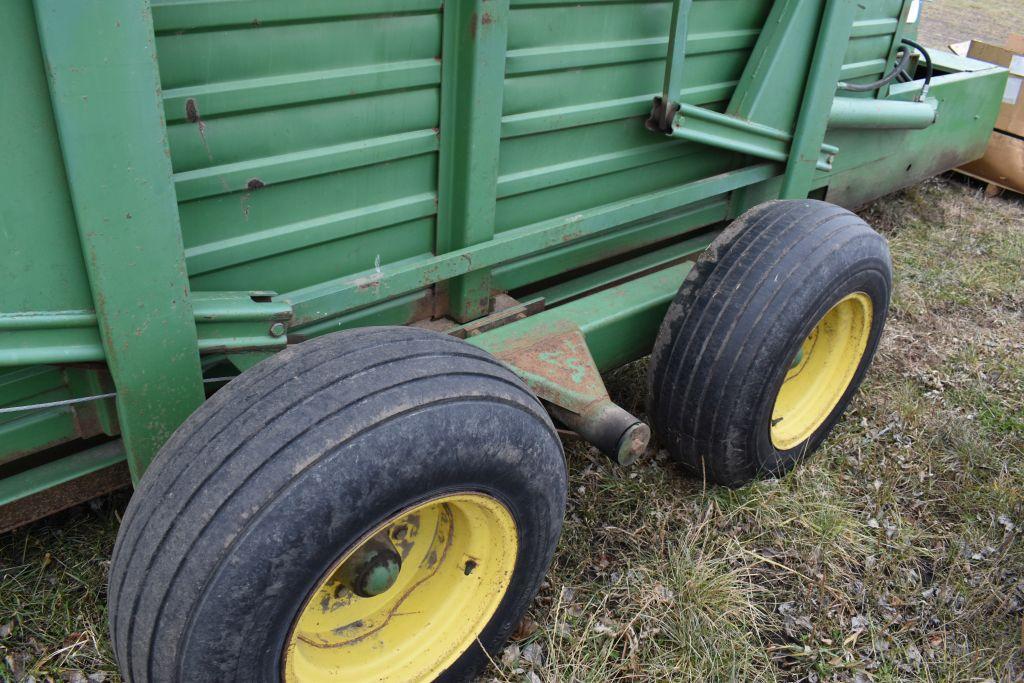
[918,0,1024,49]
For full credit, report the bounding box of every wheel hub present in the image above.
[283,493,518,683]
[335,533,403,598]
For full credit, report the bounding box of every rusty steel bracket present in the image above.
[482,321,650,466]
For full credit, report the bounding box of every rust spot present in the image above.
[469,11,477,39]
[185,98,214,161]
[494,323,608,411]
[185,98,200,124]
[481,12,493,25]
[355,275,382,292]
[246,178,265,191]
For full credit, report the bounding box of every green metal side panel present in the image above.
[157,3,444,306]
[148,0,782,327]
[0,0,93,315]
[141,0,928,328]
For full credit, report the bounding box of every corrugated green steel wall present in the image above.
[147,0,907,316]
[3,0,912,326]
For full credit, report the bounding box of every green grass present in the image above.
[2,177,1019,683]
[0,494,126,680]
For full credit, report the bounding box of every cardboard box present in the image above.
[958,131,1024,195]
[964,40,1024,137]
[953,36,1024,194]
[1006,34,1024,55]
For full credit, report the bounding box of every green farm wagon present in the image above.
[0,0,1007,680]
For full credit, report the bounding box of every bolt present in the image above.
[269,322,286,337]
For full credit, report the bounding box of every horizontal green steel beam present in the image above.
[284,163,777,326]
[150,0,441,32]
[0,409,78,468]
[669,104,837,171]
[532,231,717,307]
[470,260,694,373]
[0,293,292,367]
[0,439,125,507]
[493,198,728,293]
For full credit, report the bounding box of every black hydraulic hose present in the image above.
[837,38,934,101]
[900,38,933,93]
[838,46,913,92]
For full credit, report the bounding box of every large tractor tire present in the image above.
[648,200,892,487]
[108,327,566,682]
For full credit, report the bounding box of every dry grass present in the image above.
[0,495,125,681]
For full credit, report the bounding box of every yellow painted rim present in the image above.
[283,493,518,682]
[771,292,873,451]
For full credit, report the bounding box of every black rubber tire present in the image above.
[108,327,566,683]
[647,200,891,487]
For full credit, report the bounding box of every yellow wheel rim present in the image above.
[283,493,518,682]
[771,292,873,451]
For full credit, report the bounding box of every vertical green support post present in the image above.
[878,0,914,100]
[435,0,510,323]
[780,0,856,199]
[34,0,206,481]
[727,0,813,122]
[662,0,693,108]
